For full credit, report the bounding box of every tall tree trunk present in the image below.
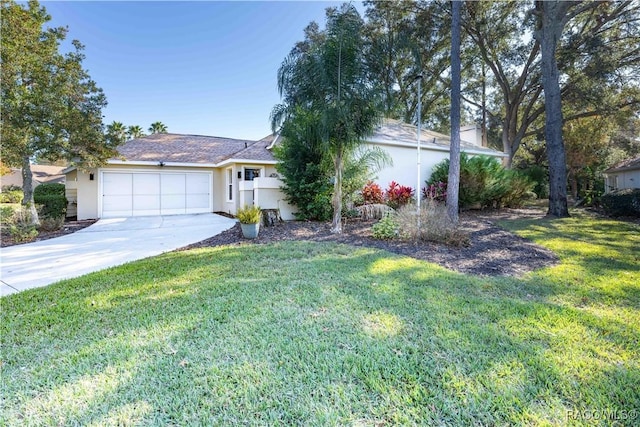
[536,0,570,217]
[502,128,514,169]
[21,155,40,226]
[447,0,462,224]
[331,148,344,234]
[481,62,488,148]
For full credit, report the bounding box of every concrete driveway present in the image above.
[0,213,237,297]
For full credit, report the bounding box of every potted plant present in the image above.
[236,205,262,239]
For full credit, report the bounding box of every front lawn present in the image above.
[1,213,638,425]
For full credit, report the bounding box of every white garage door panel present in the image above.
[133,174,160,195]
[133,174,160,216]
[185,173,210,212]
[187,173,209,193]
[160,174,186,215]
[161,195,186,215]
[103,173,133,217]
[103,196,133,217]
[161,174,186,194]
[133,195,161,216]
[103,173,132,195]
[186,194,209,207]
[101,171,211,218]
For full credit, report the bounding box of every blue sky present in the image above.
[42,1,365,140]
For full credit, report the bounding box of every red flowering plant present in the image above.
[361,181,384,205]
[422,181,447,203]
[385,181,415,209]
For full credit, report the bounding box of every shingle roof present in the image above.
[1,165,65,189]
[371,119,505,156]
[605,156,640,173]
[112,133,275,164]
[230,141,276,162]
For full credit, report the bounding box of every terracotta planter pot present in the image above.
[240,222,260,239]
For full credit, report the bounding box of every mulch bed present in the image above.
[0,219,97,248]
[181,209,559,277]
[1,209,560,277]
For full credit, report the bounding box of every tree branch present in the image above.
[524,98,640,137]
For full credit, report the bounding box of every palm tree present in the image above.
[127,125,145,139]
[148,121,168,134]
[272,4,382,233]
[106,121,127,144]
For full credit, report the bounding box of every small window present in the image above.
[244,168,261,181]
[226,168,233,201]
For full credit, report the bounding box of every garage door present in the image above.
[102,171,211,217]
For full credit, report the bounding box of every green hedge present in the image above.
[34,183,67,218]
[601,189,640,217]
[34,183,65,197]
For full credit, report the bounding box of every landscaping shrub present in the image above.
[6,207,38,242]
[236,205,262,224]
[394,202,470,247]
[360,181,384,205]
[371,213,399,239]
[274,140,333,221]
[8,223,38,242]
[427,154,535,209]
[601,189,640,217]
[33,182,65,197]
[38,216,65,232]
[0,205,17,225]
[33,183,67,219]
[518,165,549,199]
[385,181,414,209]
[356,203,393,220]
[422,181,447,202]
[0,187,23,203]
[497,173,537,208]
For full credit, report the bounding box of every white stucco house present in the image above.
[367,119,506,190]
[64,119,505,220]
[63,133,296,220]
[603,156,640,193]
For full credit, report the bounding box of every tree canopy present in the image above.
[127,125,145,139]
[148,121,168,134]
[106,121,127,145]
[362,0,640,214]
[454,0,640,167]
[1,0,116,223]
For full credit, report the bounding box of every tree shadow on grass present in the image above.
[1,242,638,425]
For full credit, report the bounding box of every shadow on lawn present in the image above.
[1,231,638,425]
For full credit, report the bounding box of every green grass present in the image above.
[1,212,638,426]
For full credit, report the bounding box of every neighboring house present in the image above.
[603,156,640,193]
[66,119,506,220]
[0,165,66,190]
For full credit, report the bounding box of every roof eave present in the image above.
[367,138,507,157]
[215,158,278,168]
[107,159,220,168]
[604,165,640,174]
